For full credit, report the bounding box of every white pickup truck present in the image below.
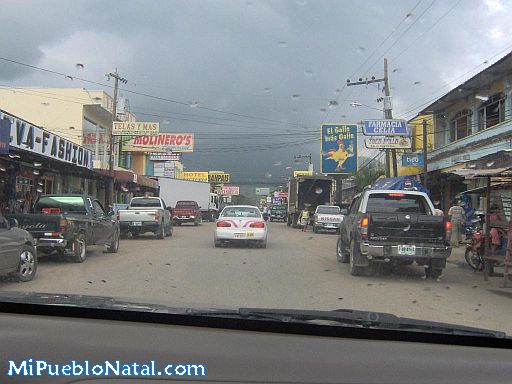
[313,205,344,233]
[118,197,173,239]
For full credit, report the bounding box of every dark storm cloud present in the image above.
[0,0,510,182]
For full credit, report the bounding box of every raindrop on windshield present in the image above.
[263,87,272,93]
[334,89,341,94]
[328,100,339,109]
[278,41,288,48]
[414,81,421,85]
[189,101,199,107]
[162,119,171,125]
[356,46,366,54]
[75,63,84,70]
[319,108,327,112]
[296,0,307,5]
[291,94,301,100]
[265,173,272,178]
[304,69,313,77]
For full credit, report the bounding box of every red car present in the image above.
[172,201,202,226]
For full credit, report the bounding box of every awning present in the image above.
[136,175,159,189]
[99,166,137,183]
[459,182,512,195]
[451,167,512,178]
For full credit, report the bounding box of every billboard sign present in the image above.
[293,170,313,177]
[402,153,424,167]
[321,124,358,174]
[182,171,209,182]
[218,186,239,196]
[112,122,159,136]
[365,136,412,149]
[148,152,181,161]
[208,172,230,183]
[0,118,10,154]
[256,187,270,196]
[153,161,175,177]
[362,119,410,136]
[1,111,93,169]
[122,133,194,152]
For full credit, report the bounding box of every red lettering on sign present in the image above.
[185,135,191,145]
[176,135,183,145]
[142,136,149,145]
[165,135,171,145]
[169,135,176,145]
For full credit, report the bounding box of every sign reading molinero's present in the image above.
[0,111,92,169]
[113,121,159,136]
[122,133,194,152]
[208,172,230,183]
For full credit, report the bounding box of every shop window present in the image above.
[449,110,470,142]
[478,93,505,131]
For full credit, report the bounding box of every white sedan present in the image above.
[214,205,267,248]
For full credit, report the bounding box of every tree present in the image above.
[355,167,385,193]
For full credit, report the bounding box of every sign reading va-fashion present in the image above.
[362,119,410,136]
[321,124,358,174]
[122,133,194,152]
[1,111,92,169]
[113,122,159,136]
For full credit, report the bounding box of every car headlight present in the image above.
[190,215,195,218]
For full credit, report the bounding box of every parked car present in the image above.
[173,200,202,226]
[0,213,37,282]
[337,190,452,278]
[313,205,344,233]
[214,205,267,248]
[269,206,287,222]
[7,194,120,263]
[118,197,172,239]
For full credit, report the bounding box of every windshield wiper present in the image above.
[186,307,506,338]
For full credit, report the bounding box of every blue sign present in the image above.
[321,124,357,174]
[402,153,424,167]
[0,118,10,154]
[363,119,410,136]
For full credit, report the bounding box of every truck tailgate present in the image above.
[118,210,159,222]
[368,213,445,244]
[7,214,61,237]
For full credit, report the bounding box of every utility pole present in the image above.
[105,69,127,207]
[346,58,397,177]
[422,119,428,189]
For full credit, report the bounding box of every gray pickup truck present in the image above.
[118,197,173,239]
[337,190,452,278]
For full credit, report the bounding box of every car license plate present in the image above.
[132,221,142,226]
[234,233,246,239]
[398,245,416,255]
[247,232,254,238]
[179,216,187,219]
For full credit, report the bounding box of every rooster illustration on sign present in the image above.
[324,139,354,171]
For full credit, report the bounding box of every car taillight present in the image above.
[445,220,452,241]
[217,221,231,227]
[59,218,68,233]
[42,208,61,214]
[116,212,120,221]
[388,193,405,197]
[154,212,161,221]
[358,215,369,238]
[250,221,265,228]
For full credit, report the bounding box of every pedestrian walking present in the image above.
[300,207,310,232]
[448,201,465,247]
[433,201,444,216]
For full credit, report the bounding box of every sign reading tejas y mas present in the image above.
[122,133,194,152]
[112,122,159,136]
[0,110,92,169]
[208,172,230,183]
[321,124,357,174]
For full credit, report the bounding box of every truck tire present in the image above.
[156,223,165,239]
[15,244,37,282]
[349,239,366,276]
[73,233,87,263]
[166,224,173,237]
[336,237,349,263]
[106,230,120,253]
[425,266,443,279]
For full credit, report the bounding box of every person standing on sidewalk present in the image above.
[300,207,310,232]
[448,201,465,247]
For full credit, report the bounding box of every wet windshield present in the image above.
[1,0,512,341]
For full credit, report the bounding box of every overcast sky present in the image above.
[1,0,511,185]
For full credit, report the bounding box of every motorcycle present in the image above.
[464,227,485,271]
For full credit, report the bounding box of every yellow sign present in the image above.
[113,122,159,136]
[293,170,313,177]
[182,172,209,182]
[208,172,230,183]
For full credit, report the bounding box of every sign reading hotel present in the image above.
[113,122,159,136]
[122,133,194,152]
[182,172,209,182]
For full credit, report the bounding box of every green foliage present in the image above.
[355,167,385,193]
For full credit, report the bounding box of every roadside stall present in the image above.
[454,166,512,286]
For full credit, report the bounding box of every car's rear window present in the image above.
[366,193,431,214]
[176,201,197,207]
[130,198,162,208]
[222,207,261,218]
[316,206,340,214]
[34,196,86,213]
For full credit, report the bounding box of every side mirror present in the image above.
[8,218,19,228]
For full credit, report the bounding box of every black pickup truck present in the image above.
[337,190,452,278]
[6,194,120,263]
